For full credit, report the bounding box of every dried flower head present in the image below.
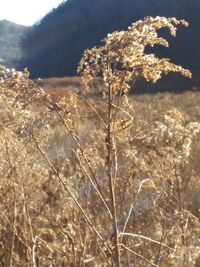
[78,16,191,95]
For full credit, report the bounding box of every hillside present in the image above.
[20,0,200,91]
[0,20,28,67]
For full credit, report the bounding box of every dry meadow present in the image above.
[0,16,200,267]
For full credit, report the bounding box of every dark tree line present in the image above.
[19,0,200,91]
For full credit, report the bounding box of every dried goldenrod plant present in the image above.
[0,17,199,267]
[78,16,197,267]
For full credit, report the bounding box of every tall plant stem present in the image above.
[106,82,121,267]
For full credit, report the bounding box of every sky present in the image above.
[0,0,65,26]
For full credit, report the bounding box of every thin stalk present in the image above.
[85,99,107,130]
[5,142,17,267]
[73,149,112,219]
[120,244,159,267]
[56,110,112,219]
[106,81,121,266]
[119,232,174,252]
[32,237,38,267]
[31,133,112,259]
[154,223,166,266]
[122,179,150,235]
[22,183,39,266]
[9,193,16,267]
[175,166,188,266]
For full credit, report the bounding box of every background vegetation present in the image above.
[19,0,200,92]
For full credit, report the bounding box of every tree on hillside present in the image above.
[20,0,200,91]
